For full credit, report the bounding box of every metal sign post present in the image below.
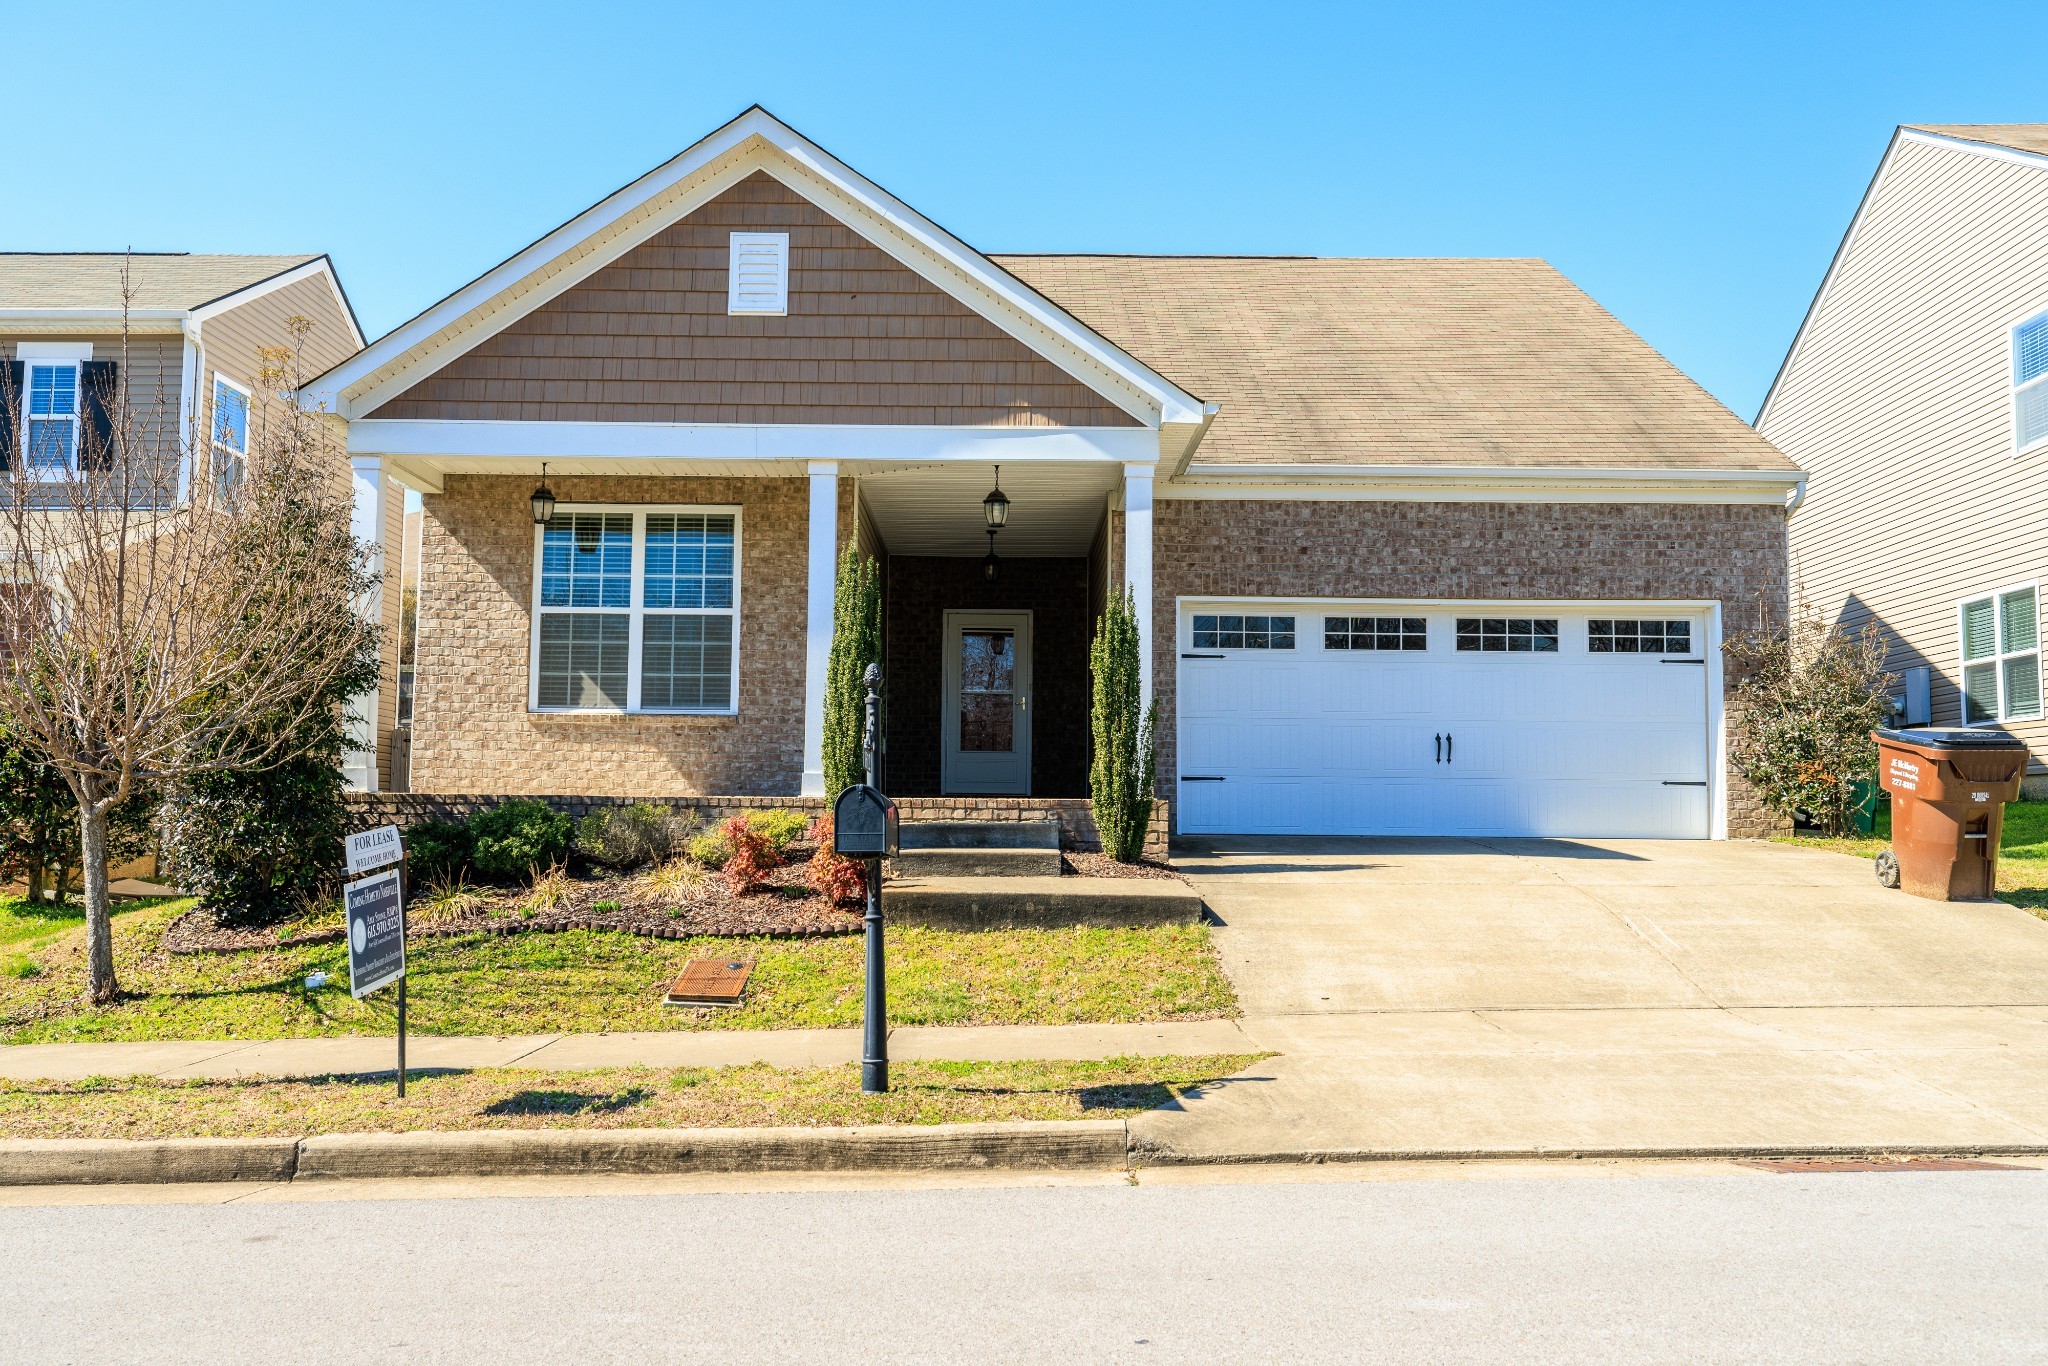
[343,825,409,1096]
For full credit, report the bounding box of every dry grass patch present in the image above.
[0,1055,1268,1140]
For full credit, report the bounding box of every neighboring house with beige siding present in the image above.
[308,107,1800,840]
[0,253,389,784]
[1759,124,2048,792]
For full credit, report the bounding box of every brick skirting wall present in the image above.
[1152,498,1793,839]
[343,793,1171,862]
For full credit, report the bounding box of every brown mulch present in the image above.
[165,844,862,954]
[1061,852,1183,881]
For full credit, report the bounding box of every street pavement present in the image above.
[1,1162,2043,1362]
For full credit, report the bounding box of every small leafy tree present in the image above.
[821,543,881,797]
[1726,600,1897,836]
[1090,586,1158,863]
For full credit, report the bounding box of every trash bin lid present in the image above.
[1874,726,2029,750]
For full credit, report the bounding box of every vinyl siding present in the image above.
[369,172,1136,428]
[1764,136,2048,771]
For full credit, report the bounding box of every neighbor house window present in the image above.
[1192,614,1294,649]
[2017,309,2048,451]
[531,506,739,713]
[1456,617,1559,652]
[1960,586,2041,723]
[1589,619,1693,655]
[211,375,250,497]
[1324,616,1426,651]
[22,361,80,476]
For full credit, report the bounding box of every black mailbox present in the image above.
[833,784,899,858]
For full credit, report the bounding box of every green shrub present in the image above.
[822,543,882,797]
[1090,585,1158,863]
[403,821,472,886]
[575,802,673,870]
[466,800,573,883]
[747,808,810,853]
[686,826,733,870]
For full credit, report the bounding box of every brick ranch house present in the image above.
[306,107,1801,841]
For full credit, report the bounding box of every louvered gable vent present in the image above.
[727,232,789,316]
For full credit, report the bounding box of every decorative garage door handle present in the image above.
[1180,775,1225,782]
[1446,733,1453,763]
[1435,734,1441,763]
[1436,734,1453,763]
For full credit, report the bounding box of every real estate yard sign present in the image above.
[342,825,410,1094]
[344,868,406,999]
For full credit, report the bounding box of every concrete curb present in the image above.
[0,1137,300,1187]
[0,1120,1131,1186]
[1126,1140,2048,1166]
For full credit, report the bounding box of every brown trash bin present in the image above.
[1872,727,2030,900]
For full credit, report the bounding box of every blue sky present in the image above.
[5,1,2040,419]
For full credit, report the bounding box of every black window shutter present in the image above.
[79,360,118,470]
[0,361,20,471]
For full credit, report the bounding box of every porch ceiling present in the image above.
[858,462,1119,557]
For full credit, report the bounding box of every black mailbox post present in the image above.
[840,664,893,1093]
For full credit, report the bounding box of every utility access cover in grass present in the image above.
[665,959,753,1008]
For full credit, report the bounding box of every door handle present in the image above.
[1446,733,1453,764]
[1435,733,1442,764]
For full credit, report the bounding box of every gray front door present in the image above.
[941,610,1033,795]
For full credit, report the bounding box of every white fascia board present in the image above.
[1166,463,1806,505]
[302,108,1200,427]
[189,257,367,350]
[0,308,187,334]
[345,418,1161,465]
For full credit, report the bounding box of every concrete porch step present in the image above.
[882,875,1202,930]
[898,821,1060,851]
[891,847,1062,878]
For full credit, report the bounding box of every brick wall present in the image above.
[409,474,808,796]
[1152,499,1792,838]
[341,792,1169,860]
[882,555,1093,797]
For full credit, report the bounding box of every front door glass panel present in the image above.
[959,629,1015,752]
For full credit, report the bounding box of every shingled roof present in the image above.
[1909,124,2048,159]
[0,253,321,311]
[990,254,1795,473]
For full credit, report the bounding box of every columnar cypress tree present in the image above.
[1090,586,1157,863]
[821,542,882,797]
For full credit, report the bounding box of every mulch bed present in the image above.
[165,843,862,954]
[1061,852,1183,881]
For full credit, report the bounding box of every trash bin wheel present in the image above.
[1874,849,1901,890]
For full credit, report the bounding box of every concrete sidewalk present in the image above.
[0,1019,1256,1082]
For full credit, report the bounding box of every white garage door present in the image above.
[1176,604,1712,839]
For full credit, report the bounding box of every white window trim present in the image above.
[1186,611,1299,652]
[18,358,82,482]
[210,372,252,493]
[727,232,790,316]
[2013,305,2048,455]
[1958,582,2042,725]
[527,502,742,716]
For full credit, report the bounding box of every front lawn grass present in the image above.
[0,899,1236,1044]
[0,1054,1266,1139]
[1774,799,2048,919]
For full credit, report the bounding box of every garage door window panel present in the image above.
[1325,616,1426,651]
[1192,614,1294,650]
[1589,619,1693,655]
[1961,587,2041,724]
[1455,618,1558,653]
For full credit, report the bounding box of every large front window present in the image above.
[531,506,739,713]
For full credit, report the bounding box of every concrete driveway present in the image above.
[1133,838,2048,1162]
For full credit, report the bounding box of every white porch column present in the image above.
[800,460,840,797]
[345,454,389,793]
[1122,462,1156,706]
